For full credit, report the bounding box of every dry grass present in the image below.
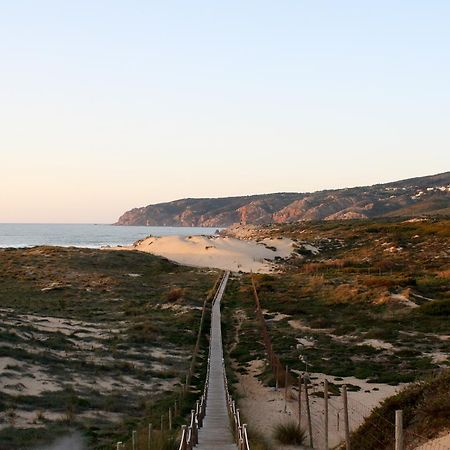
[436,269,450,278]
[302,274,326,294]
[327,283,360,304]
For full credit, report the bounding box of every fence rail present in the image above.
[177,348,210,450]
[224,359,250,450]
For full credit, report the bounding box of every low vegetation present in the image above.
[228,219,450,385]
[0,246,217,449]
[224,218,449,446]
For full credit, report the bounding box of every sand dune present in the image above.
[120,235,295,273]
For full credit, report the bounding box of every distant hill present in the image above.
[115,172,450,226]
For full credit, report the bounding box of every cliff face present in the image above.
[115,172,450,226]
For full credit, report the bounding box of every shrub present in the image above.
[166,287,184,302]
[273,421,306,445]
[419,299,450,316]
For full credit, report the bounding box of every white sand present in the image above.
[0,357,61,396]
[358,339,394,350]
[425,351,449,365]
[296,337,316,348]
[288,319,333,334]
[117,235,295,273]
[391,293,418,308]
[300,244,320,255]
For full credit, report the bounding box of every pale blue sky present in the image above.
[1,1,449,222]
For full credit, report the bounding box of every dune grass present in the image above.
[273,421,306,445]
[349,370,450,450]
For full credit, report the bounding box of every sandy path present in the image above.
[235,360,401,450]
[236,360,307,449]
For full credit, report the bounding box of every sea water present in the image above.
[0,223,221,248]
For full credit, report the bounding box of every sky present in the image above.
[1,1,449,223]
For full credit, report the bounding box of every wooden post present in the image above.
[284,365,288,413]
[174,400,178,416]
[243,423,249,447]
[395,410,404,450]
[343,385,351,450]
[324,379,329,450]
[191,410,198,445]
[147,423,152,450]
[161,415,164,432]
[169,407,173,430]
[304,376,313,448]
[298,374,302,430]
[180,425,187,449]
[132,430,137,450]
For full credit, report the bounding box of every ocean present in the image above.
[0,223,221,248]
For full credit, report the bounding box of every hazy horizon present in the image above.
[2,1,449,223]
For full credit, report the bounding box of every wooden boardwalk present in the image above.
[196,271,237,450]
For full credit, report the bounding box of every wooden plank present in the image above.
[196,272,237,450]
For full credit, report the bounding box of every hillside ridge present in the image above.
[116,171,450,226]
